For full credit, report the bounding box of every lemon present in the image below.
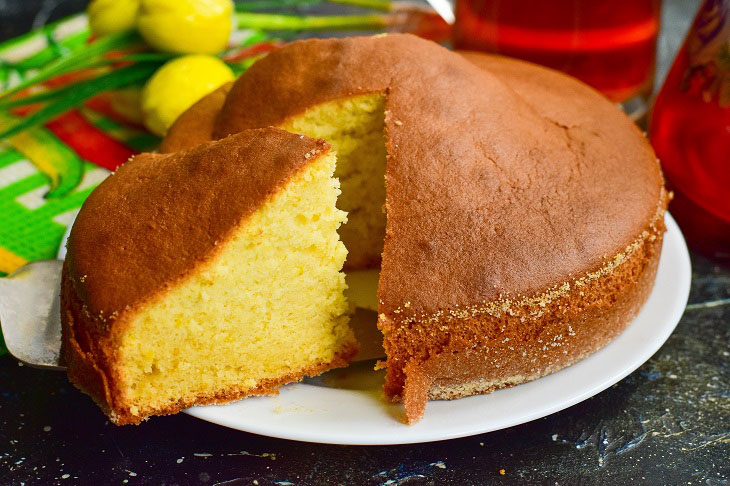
[141,55,234,136]
[137,0,234,55]
[87,0,140,36]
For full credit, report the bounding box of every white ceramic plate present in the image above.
[184,214,691,445]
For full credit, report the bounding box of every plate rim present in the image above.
[184,213,692,445]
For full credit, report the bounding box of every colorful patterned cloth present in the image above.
[0,105,158,276]
[0,14,149,275]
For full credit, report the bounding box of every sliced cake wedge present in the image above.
[61,128,357,425]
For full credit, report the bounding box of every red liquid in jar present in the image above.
[650,0,730,259]
[453,0,661,102]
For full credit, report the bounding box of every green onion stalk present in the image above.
[235,12,388,31]
[234,0,393,12]
[233,4,449,39]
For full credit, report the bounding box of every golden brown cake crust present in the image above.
[61,128,353,424]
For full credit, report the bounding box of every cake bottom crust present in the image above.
[385,213,665,424]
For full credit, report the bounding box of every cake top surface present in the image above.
[65,128,329,323]
[168,34,664,319]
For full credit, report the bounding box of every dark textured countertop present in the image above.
[2,0,728,484]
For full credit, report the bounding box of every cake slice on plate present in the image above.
[61,128,357,425]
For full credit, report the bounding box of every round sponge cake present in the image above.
[87,34,667,424]
[162,34,667,422]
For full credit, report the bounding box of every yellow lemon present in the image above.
[141,55,234,136]
[137,0,233,55]
[87,0,140,36]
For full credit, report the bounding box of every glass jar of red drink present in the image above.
[650,0,730,260]
[453,0,662,117]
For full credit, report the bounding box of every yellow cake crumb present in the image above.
[280,94,386,268]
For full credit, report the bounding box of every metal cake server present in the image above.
[0,260,66,370]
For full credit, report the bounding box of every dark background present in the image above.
[1,1,728,485]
